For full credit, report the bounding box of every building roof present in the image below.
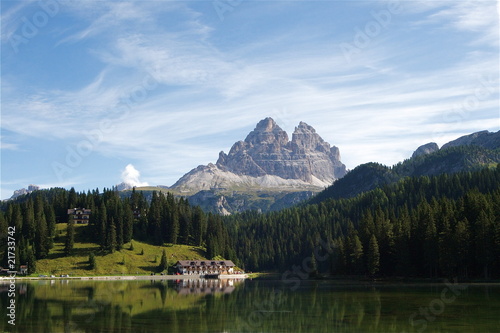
[67,208,91,214]
[175,260,235,267]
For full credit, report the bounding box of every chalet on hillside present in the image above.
[175,260,235,275]
[19,265,28,275]
[67,208,91,224]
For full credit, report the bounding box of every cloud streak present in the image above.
[1,0,498,193]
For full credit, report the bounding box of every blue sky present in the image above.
[1,0,499,199]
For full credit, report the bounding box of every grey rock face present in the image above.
[216,117,346,183]
[412,142,439,158]
[441,130,500,150]
[10,184,39,200]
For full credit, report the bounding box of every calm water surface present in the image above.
[1,278,500,332]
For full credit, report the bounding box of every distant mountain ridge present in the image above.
[311,130,500,203]
[9,184,40,200]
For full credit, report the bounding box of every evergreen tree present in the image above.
[191,207,205,246]
[107,218,117,253]
[367,234,380,277]
[23,199,35,241]
[455,218,470,278]
[148,192,163,245]
[158,249,168,273]
[44,204,56,249]
[26,245,36,275]
[34,210,49,259]
[99,203,107,250]
[68,187,78,210]
[349,233,364,275]
[475,209,493,279]
[89,252,96,270]
[65,216,75,256]
[310,251,318,277]
[123,205,134,244]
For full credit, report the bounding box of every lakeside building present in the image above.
[175,260,236,275]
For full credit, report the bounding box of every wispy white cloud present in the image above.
[1,0,498,191]
[0,137,20,151]
[57,1,177,45]
[407,0,499,47]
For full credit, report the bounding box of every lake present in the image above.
[1,278,500,332]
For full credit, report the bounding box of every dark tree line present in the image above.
[0,188,235,273]
[2,165,499,278]
[226,165,500,279]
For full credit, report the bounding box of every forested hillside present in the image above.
[0,188,236,274]
[227,165,500,279]
[312,145,500,202]
[2,166,499,279]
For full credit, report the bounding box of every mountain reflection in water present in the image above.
[2,279,500,333]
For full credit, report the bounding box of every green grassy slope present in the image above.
[35,224,209,276]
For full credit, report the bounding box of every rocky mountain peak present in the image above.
[189,117,347,188]
[441,130,500,150]
[244,117,289,146]
[291,121,329,153]
[9,184,40,200]
[412,142,439,158]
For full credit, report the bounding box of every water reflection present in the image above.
[0,279,499,332]
[173,278,240,295]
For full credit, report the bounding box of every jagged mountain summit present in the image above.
[171,118,346,194]
[9,184,40,200]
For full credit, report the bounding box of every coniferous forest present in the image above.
[0,188,235,274]
[1,165,499,279]
[226,165,500,279]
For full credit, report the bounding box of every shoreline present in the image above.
[0,273,248,282]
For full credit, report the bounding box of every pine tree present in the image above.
[26,245,36,275]
[191,207,205,246]
[367,234,380,277]
[455,218,470,278]
[123,206,134,244]
[116,217,124,251]
[148,192,163,245]
[99,203,107,250]
[89,252,96,270]
[0,212,7,248]
[475,210,493,279]
[107,218,117,253]
[35,210,49,259]
[310,251,318,277]
[65,215,75,256]
[23,199,36,241]
[349,234,364,275]
[158,249,168,273]
[68,187,78,210]
[44,204,56,249]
